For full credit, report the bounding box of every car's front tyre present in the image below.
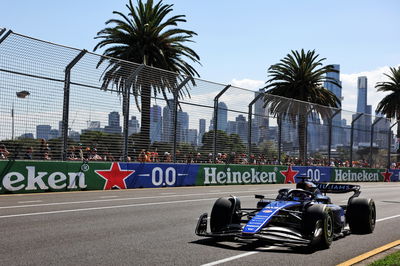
[304,204,334,250]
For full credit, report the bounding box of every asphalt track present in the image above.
[0,183,399,265]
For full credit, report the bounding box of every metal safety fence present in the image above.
[0,30,398,168]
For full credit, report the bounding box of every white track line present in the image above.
[0,190,276,210]
[201,251,259,266]
[18,200,43,204]
[0,197,220,219]
[200,214,400,266]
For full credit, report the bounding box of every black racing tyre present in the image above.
[303,204,334,250]
[210,197,240,233]
[347,198,376,234]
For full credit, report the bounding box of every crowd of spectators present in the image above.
[1,142,399,169]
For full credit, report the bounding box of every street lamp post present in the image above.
[11,90,30,140]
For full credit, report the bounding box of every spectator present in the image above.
[138,149,147,163]
[67,146,78,161]
[0,144,10,159]
[24,147,33,160]
[89,148,102,161]
[43,149,51,160]
[39,139,50,160]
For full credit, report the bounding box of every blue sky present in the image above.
[2,0,400,112]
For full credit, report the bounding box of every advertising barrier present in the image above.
[0,161,398,194]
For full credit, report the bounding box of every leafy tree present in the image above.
[200,130,246,155]
[94,0,200,149]
[264,49,340,164]
[375,66,400,161]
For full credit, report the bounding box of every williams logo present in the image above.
[0,166,87,192]
[203,167,277,185]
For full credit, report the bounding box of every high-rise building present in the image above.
[355,76,371,144]
[254,89,269,143]
[324,64,343,147]
[150,105,162,142]
[198,119,206,145]
[235,114,247,143]
[357,77,368,113]
[161,99,190,143]
[104,111,122,134]
[128,116,140,135]
[162,99,175,142]
[48,129,59,140]
[209,102,228,132]
[187,129,198,146]
[36,125,51,140]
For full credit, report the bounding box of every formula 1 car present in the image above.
[195,179,376,250]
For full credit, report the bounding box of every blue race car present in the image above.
[195,179,376,250]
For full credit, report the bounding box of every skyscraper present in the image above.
[36,125,51,140]
[209,102,228,132]
[104,111,122,134]
[254,89,269,143]
[150,105,162,142]
[162,99,175,142]
[355,76,371,144]
[324,64,343,147]
[198,119,206,145]
[128,116,140,135]
[357,77,368,113]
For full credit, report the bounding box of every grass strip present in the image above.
[369,250,400,266]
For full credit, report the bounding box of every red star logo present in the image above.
[381,169,393,182]
[280,165,299,184]
[95,163,135,189]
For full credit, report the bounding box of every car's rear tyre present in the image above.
[304,204,334,250]
[347,198,376,234]
[210,197,241,233]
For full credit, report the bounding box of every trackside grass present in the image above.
[369,250,400,265]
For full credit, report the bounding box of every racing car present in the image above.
[195,178,376,250]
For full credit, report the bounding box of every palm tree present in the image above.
[94,0,200,149]
[263,49,340,164]
[375,66,400,161]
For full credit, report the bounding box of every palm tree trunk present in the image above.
[140,85,151,150]
[298,115,306,165]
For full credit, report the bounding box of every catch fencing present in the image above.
[0,30,398,168]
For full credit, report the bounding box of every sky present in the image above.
[2,0,400,115]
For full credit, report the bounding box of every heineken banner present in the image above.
[0,161,398,194]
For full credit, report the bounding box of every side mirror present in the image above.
[255,194,265,199]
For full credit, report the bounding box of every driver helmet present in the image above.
[296,181,318,193]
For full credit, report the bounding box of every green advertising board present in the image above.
[330,167,384,182]
[196,164,288,185]
[0,160,107,193]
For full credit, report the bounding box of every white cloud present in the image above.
[231,78,265,90]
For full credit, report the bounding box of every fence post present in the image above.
[122,64,144,162]
[172,77,191,163]
[61,50,86,161]
[350,113,363,167]
[277,114,282,164]
[327,109,341,164]
[212,85,231,163]
[248,91,264,162]
[369,117,382,167]
[387,121,399,168]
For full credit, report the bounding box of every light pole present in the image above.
[11,90,30,140]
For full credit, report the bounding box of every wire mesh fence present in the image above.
[0,30,398,167]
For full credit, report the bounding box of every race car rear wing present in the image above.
[315,183,360,195]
